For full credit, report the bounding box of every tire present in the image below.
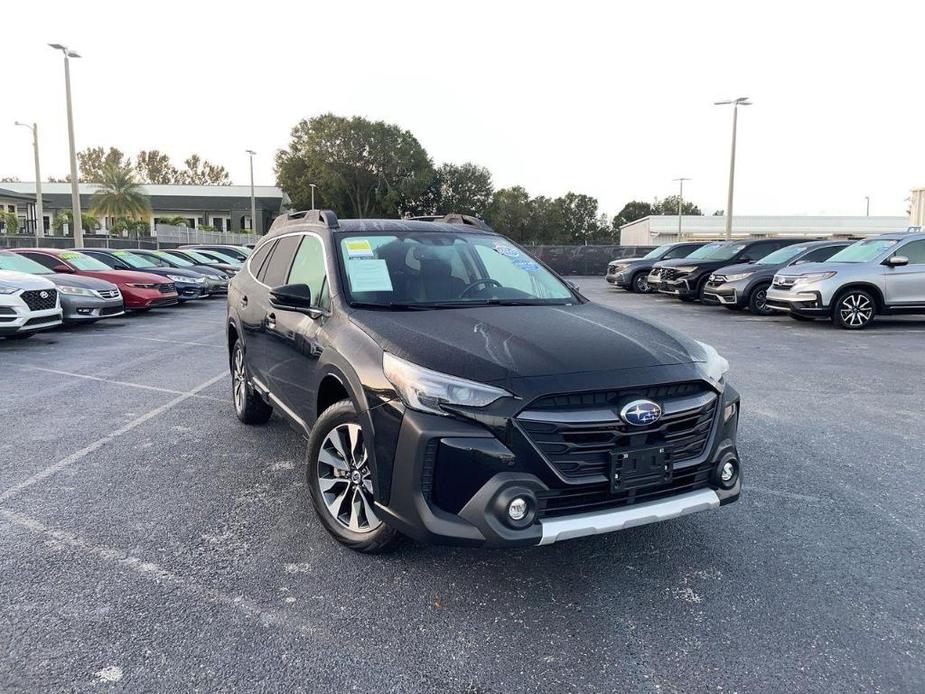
[231,340,273,424]
[631,272,653,294]
[747,283,774,316]
[306,400,401,553]
[832,289,877,330]
[789,313,815,322]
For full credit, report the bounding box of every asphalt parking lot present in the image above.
[2,280,924,693]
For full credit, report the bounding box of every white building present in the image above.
[620,214,910,246]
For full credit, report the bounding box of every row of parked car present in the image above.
[0,244,252,339]
[605,228,925,329]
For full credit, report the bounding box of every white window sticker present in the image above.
[345,239,374,258]
[347,259,393,293]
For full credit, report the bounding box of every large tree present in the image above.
[77,147,129,182]
[431,162,494,217]
[275,114,434,217]
[654,195,702,216]
[136,150,179,184]
[613,200,656,229]
[484,186,533,244]
[176,154,231,185]
[89,162,151,224]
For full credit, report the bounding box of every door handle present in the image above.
[240,295,248,308]
[266,312,276,329]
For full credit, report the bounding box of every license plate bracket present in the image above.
[610,446,670,494]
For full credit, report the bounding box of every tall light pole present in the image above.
[49,44,83,245]
[14,121,44,239]
[309,183,316,210]
[672,177,690,241]
[245,150,257,234]
[865,196,870,216]
[714,97,752,241]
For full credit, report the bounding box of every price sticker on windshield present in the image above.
[493,243,521,258]
[345,239,374,258]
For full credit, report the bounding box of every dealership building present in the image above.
[620,214,911,246]
[0,182,289,236]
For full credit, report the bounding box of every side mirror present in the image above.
[884,255,909,267]
[53,264,75,273]
[269,283,321,317]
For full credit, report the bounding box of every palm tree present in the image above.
[90,162,151,236]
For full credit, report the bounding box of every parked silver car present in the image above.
[766,229,925,329]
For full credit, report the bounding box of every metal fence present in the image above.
[0,224,258,251]
[527,245,656,275]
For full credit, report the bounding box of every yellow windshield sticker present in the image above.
[345,239,374,258]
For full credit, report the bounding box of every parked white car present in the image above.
[0,270,63,339]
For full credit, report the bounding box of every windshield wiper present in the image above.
[349,302,436,311]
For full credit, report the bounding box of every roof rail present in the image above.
[269,209,340,234]
[408,213,494,232]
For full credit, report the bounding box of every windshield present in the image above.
[336,232,575,307]
[703,243,748,261]
[0,252,53,274]
[757,245,808,265]
[58,251,110,271]
[199,250,241,265]
[643,244,671,259]
[111,251,158,268]
[198,246,250,260]
[827,239,898,263]
[685,242,727,260]
[176,249,219,264]
[152,251,192,267]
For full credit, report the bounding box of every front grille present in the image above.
[97,289,120,299]
[20,289,58,311]
[772,276,795,290]
[649,268,662,278]
[158,283,175,294]
[517,382,717,483]
[661,268,682,282]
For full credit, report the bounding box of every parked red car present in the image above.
[11,248,179,310]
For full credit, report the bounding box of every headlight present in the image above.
[723,271,754,282]
[696,341,730,385]
[673,265,698,274]
[166,274,190,283]
[58,285,96,296]
[793,272,837,285]
[0,286,18,295]
[610,263,627,273]
[383,353,512,417]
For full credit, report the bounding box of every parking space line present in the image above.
[0,372,227,504]
[76,334,224,348]
[0,508,312,635]
[24,366,228,403]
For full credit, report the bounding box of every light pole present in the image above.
[714,97,752,241]
[672,177,690,241]
[14,121,44,240]
[49,43,83,245]
[310,183,316,210]
[865,196,870,216]
[245,150,257,234]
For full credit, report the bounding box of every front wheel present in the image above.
[748,283,774,316]
[631,273,653,294]
[832,289,876,330]
[306,400,401,553]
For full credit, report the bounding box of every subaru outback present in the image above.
[226,211,741,552]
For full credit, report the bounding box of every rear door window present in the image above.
[260,236,301,287]
[249,242,275,282]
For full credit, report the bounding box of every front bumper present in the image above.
[373,384,741,547]
[61,295,125,322]
[656,276,698,297]
[766,286,829,315]
[702,281,744,306]
[606,269,630,287]
[123,287,180,309]
[0,305,62,335]
[175,282,209,301]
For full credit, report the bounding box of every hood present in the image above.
[713,261,777,277]
[42,273,119,291]
[655,256,732,270]
[352,302,706,383]
[77,269,171,285]
[193,265,228,278]
[775,260,844,278]
[0,270,56,291]
[130,266,203,279]
[609,256,644,265]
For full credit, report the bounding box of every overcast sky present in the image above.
[2,0,923,219]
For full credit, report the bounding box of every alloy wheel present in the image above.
[633,274,649,293]
[317,423,381,533]
[232,346,246,414]
[839,293,873,328]
[752,287,770,314]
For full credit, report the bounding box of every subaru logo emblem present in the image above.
[620,399,663,426]
[39,291,49,299]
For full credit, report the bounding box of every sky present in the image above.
[1,0,923,219]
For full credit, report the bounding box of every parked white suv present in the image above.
[766,229,925,329]
[0,270,63,339]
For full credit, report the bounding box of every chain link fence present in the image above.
[0,224,258,251]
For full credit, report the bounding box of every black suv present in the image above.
[227,210,741,552]
[701,240,851,314]
[649,238,804,302]
[606,242,705,293]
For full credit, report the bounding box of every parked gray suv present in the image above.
[766,229,925,329]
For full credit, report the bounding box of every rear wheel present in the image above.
[231,340,273,424]
[747,283,774,316]
[306,400,401,553]
[832,289,876,330]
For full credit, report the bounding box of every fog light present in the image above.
[508,497,528,521]
[721,461,735,483]
[723,402,737,422]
